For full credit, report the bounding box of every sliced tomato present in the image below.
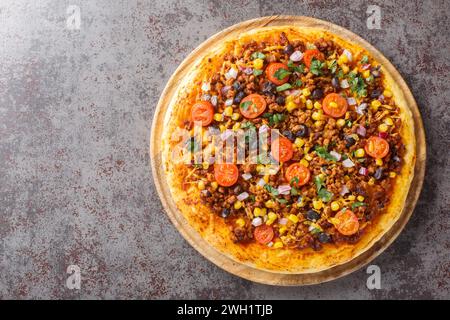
[365,136,390,159]
[322,93,348,118]
[265,62,290,86]
[254,224,274,245]
[334,209,359,236]
[214,163,239,187]
[303,49,325,68]
[239,93,267,119]
[285,163,311,187]
[270,137,293,163]
[191,101,214,126]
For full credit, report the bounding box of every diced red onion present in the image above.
[201,94,211,101]
[356,103,368,115]
[210,95,218,106]
[252,217,263,227]
[242,173,252,181]
[277,184,291,195]
[359,167,368,176]
[221,86,231,95]
[361,63,371,70]
[257,178,266,187]
[378,132,388,139]
[343,49,353,62]
[243,67,253,75]
[356,125,367,137]
[237,192,249,201]
[290,51,303,62]
[378,94,385,101]
[225,98,233,106]
[279,218,288,225]
[340,79,350,88]
[225,67,238,79]
[347,97,357,105]
[330,150,341,161]
[340,185,350,196]
[201,82,210,92]
[342,158,355,168]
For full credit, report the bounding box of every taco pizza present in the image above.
[159,25,416,273]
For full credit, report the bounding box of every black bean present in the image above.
[370,88,382,98]
[331,77,340,89]
[232,81,242,91]
[275,95,286,105]
[221,208,231,218]
[374,168,384,180]
[311,88,324,100]
[262,81,276,94]
[318,232,331,243]
[345,136,356,148]
[306,210,321,221]
[282,130,294,141]
[233,91,245,104]
[283,44,294,55]
[295,124,309,138]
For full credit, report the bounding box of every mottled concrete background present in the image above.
[0,0,448,299]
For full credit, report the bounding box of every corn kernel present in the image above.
[314,120,324,128]
[302,88,311,97]
[219,124,226,132]
[376,158,383,166]
[231,113,240,121]
[286,95,294,103]
[329,101,338,109]
[341,64,350,74]
[197,180,205,190]
[305,154,313,162]
[378,123,389,132]
[279,226,287,235]
[357,195,365,202]
[389,172,397,178]
[253,58,264,70]
[202,162,209,170]
[313,199,323,210]
[303,146,311,154]
[368,178,375,186]
[265,200,276,209]
[294,138,305,148]
[336,119,346,127]
[383,89,392,98]
[236,218,245,227]
[273,241,284,249]
[355,148,365,158]
[263,175,269,183]
[384,117,394,126]
[331,201,340,211]
[256,164,265,173]
[338,54,348,65]
[268,211,277,220]
[288,214,299,224]
[211,181,218,190]
[214,113,224,122]
[306,99,313,109]
[312,111,321,121]
[363,70,371,79]
[234,201,243,210]
[345,111,351,120]
[253,207,267,217]
[286,101,298,112]
[371,100,381,110]
[300,95,307,104]
[314,101,322,109]
[348,195,356,201]
[300,159,309,167]
[232,122,241,131]
[224,106,233,117]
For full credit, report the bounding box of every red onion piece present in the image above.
[378,132,389,139]
[342,158,355,168]
[242,173,252,181]
[357,125,367,137]
[277,184,291,195]
[221,86,231,95]
[359,167,368,176]
[237,192,249,201]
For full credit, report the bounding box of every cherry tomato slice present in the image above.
[239,93,267,119]
[334,209,359,236]
[254,224,274,245]
[270,136,293,163]
[265,62,290,86]
[365,136,390,159]
[322,93,348,118]
[303,49,325,68]
[285,163,311,187]
[191,101,214,126]
[214,163,239,187]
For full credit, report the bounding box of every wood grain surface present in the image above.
[150,16,426,285]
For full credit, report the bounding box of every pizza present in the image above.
[160,26,416,273]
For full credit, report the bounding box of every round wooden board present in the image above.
[150,16,426,285]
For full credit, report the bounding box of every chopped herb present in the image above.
[310,58,326,76]
[263,112,285,126]
[276,83,292,92]
[328,59,338,74]
[290,187,298,196]
[249,195,256,202]
[251,51,265,60]
[345,119,352,127]
[264,184,279,196]
[314,175,325,191]
[310,227,322,235]
[240,100,253,111]
[360,55,369,64]
[276,198,288,204]
[294,79,303,87]
[336,68,344,79]
[240,121,255,129]
[347,71,367,97]
[318,188,333,202]
[274,68,291,80]
[253,69,263,76]
[287,60,304,73]
[365,74,374,83]
[315,146,337,162]
[290,177,299,185]
[352,202,367,210]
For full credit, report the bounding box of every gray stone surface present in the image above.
[0,0,448,299]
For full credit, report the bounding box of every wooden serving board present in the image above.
[150,16,426,285]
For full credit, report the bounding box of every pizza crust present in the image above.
[161,26,416,273]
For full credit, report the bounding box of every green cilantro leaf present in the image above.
[328,59,338,74]
[290,177,299,185]
[310,58,326,76]
[253,69,263,76]
[360,55,369,64]
[294,79,303,87]
[351,202,367,210]
[276,83,292,92]
[347,71,367,97]
[315,146,337,162]
[251,52,265,60]
[290,187,298,196]
[264,184,279,196]
[287,60,305,73]
[240,101,253,111]
[318,188,333,202]
[274,68,291,80]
